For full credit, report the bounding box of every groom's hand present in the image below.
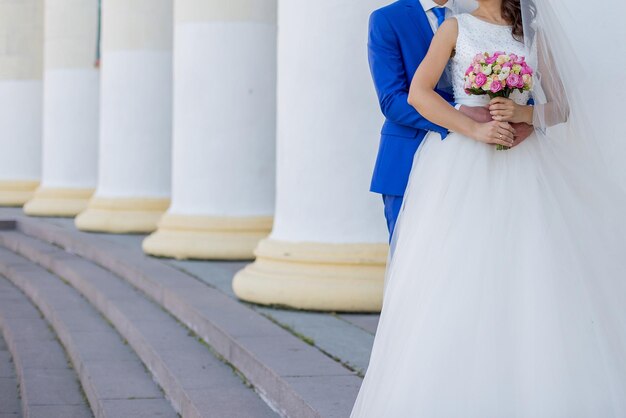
[510,123,533,147]
[458,105,492,123]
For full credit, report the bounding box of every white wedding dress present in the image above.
[351,14,626,418]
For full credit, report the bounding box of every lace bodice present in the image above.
[449,13,530,106]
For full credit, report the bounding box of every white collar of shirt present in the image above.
[419,0,454,12]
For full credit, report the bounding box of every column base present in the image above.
[23,187,94,217]
[233,238,388,312]
[142,213,273,260]
[0,181,39,207]
[75,196,170,233]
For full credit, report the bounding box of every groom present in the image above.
[368,0,532,239]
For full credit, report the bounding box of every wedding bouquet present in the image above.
[464,52,534,150]
[464,52,533,97]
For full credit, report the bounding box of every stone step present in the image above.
[0,230,278,418]
[69,232,376,377]
[0,276,91,418]
[0,323,21,418]
[0,248,178,418]
[7,214,362,418]
[171,258,376,375]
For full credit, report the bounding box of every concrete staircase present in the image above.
[0,212,362,418]
[0,275,92,418]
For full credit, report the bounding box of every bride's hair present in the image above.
[502,0,524,41]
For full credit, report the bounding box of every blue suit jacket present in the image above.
[368,0,454,197]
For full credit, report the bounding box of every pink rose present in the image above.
[490,80,503,93]
[485,55,498,64]
[506,73,521,88]
[475,72,487,87]
[515,55,526,64]
[465,66,473,76]
[474,53,485,63]
[493,51,505,57]
[521,64,533,75]
[502,62,512,69]
[517,76,525,88]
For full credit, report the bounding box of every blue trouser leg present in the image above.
[382,194,404,242]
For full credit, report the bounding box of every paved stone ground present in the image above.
[0,331,21,417]
[40,215,379,377]
[0,274,93,418]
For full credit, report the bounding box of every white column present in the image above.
[0,0,44,206]
[233,0,389,312]
[24,0,100,217]
[75,0,173,233]
[143,0,276,260]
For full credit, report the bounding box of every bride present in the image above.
[351,0,626,416]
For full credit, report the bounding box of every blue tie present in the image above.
[432,7,447,28]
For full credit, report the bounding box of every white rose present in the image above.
[482,64,493,76]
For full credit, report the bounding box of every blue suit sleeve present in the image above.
[368,11,448,138]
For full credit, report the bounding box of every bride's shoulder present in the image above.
[438,16,460,34]
[432,17,459,45]
[440,13,471,31]
[445,13,475,34]
[450,13,471,24]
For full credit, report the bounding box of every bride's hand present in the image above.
[472,120,516,147]
[489,97,533,124]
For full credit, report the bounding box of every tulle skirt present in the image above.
[351,131,626,418]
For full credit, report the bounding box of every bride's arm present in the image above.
[407,19,516,148]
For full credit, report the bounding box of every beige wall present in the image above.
[102,0,173,51]
[45,0,99,69]
[0,0,44,80]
